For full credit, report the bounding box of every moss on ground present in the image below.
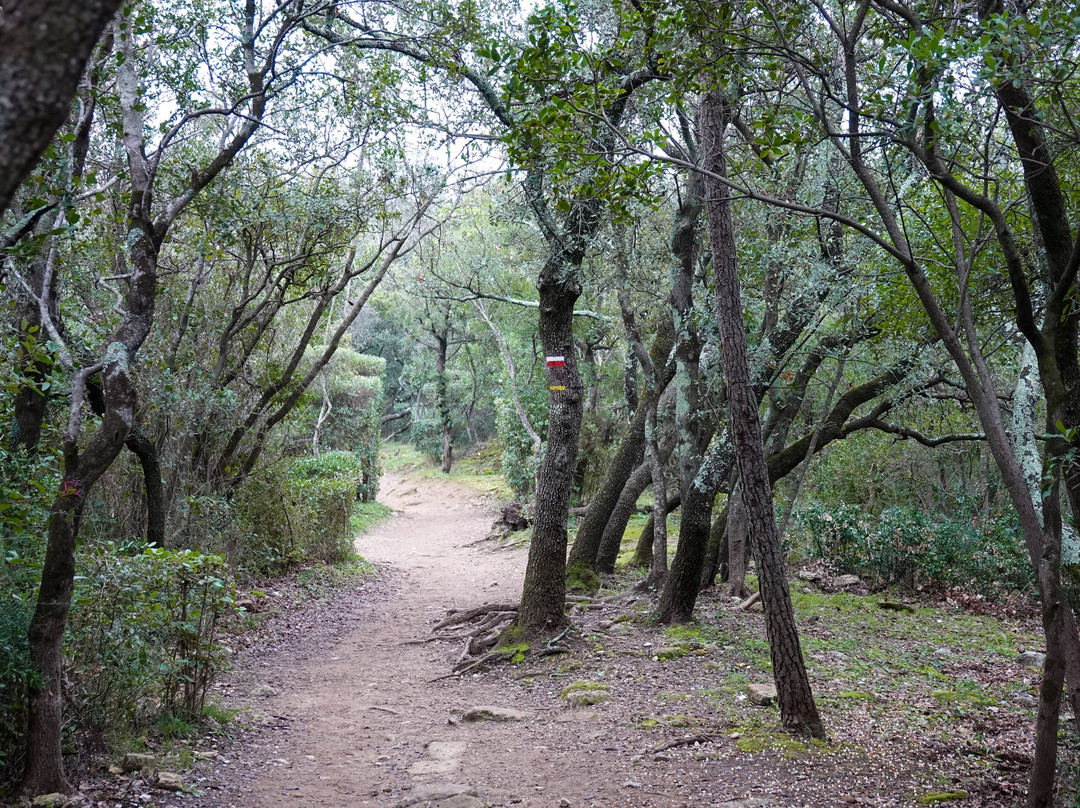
[566,561,601,594]
[915,791,968,804]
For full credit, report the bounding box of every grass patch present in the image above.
[351,500,393,535]
[380,442,514,500]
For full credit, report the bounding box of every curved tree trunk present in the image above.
[725,482,750,599]
[567,319,675,572]
[700,502,730,591]
[125,427,165,548]
[23,228,159,795]
[597,460,651,572]
[630,493,681,568]
[659,435,735,620]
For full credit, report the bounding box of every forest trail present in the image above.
[187,470,1008,808]
[195,471,791,808]
[199,469,539,807]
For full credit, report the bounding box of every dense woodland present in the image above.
[2,0,1080,804]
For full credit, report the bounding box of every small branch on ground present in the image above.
[735,591,760,611]
[653,733,722,752]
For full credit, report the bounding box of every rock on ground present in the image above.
[461,705,529,722]
[747,683,777,706]
[1016,650,1046,668]
[31,795,66,808]
[394,783,478,808]
[431,796,487,808]
[121,752,155,772]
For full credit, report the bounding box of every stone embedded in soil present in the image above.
[121,753,155,772]
[1016,650,1046,668]
[716,799,779,807]
[31,794,66,808]
[156,772,184,791]
[394,783,478,807]
[408,741,466,776]
[829,574,861,588]
[747,683,777,706]
[555,711,600,722]
[462,705,529,722]
[1014,691,1037,708]
[564,689,611,707]
[253,683,279,697]
[431,796,487,808]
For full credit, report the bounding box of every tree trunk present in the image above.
[726,482,750,599]
[516,254,582,633]
[659,434,735,620]
[630,493,681,568]
[436,333,453,473]
[657,477,717,621]
[23,224,159,793]
[701,502,730,591]
[596,462,652,573]
[699,89,824,738]
[125,427,165,548]
[0,0,123,217]
[567,319,675,571]
[644,397,670,589]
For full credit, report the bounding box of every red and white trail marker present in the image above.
[546,355,565,367]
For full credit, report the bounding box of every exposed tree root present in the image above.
[420,602,578,677]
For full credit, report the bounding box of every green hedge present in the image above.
[239,451,362,573]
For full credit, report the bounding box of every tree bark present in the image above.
[436,332,453,473]
[596,423,678,573]
[725,482,750,599]
[0,0,122,217]
[699,89,824,738]
[23,227,158,799]
[630,493,681,567]
[22,3,285,788]
[597,461,651,572]
[567,318,675,571]
[516,246,583,633]
[701,502,730,591]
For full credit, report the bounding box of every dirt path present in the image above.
[186,471,1036,808]
[196,470,536,806]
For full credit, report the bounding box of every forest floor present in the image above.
[108,467,1077,808]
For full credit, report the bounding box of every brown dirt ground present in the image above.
[153,469,1074,808]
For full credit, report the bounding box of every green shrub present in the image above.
[409,416,446,459]
[494,395,546,497]
[238,451,362,573]
[0,594,34,794]
[0,449,59,792]
[67,543,235,736]
[794,503,1033,596]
